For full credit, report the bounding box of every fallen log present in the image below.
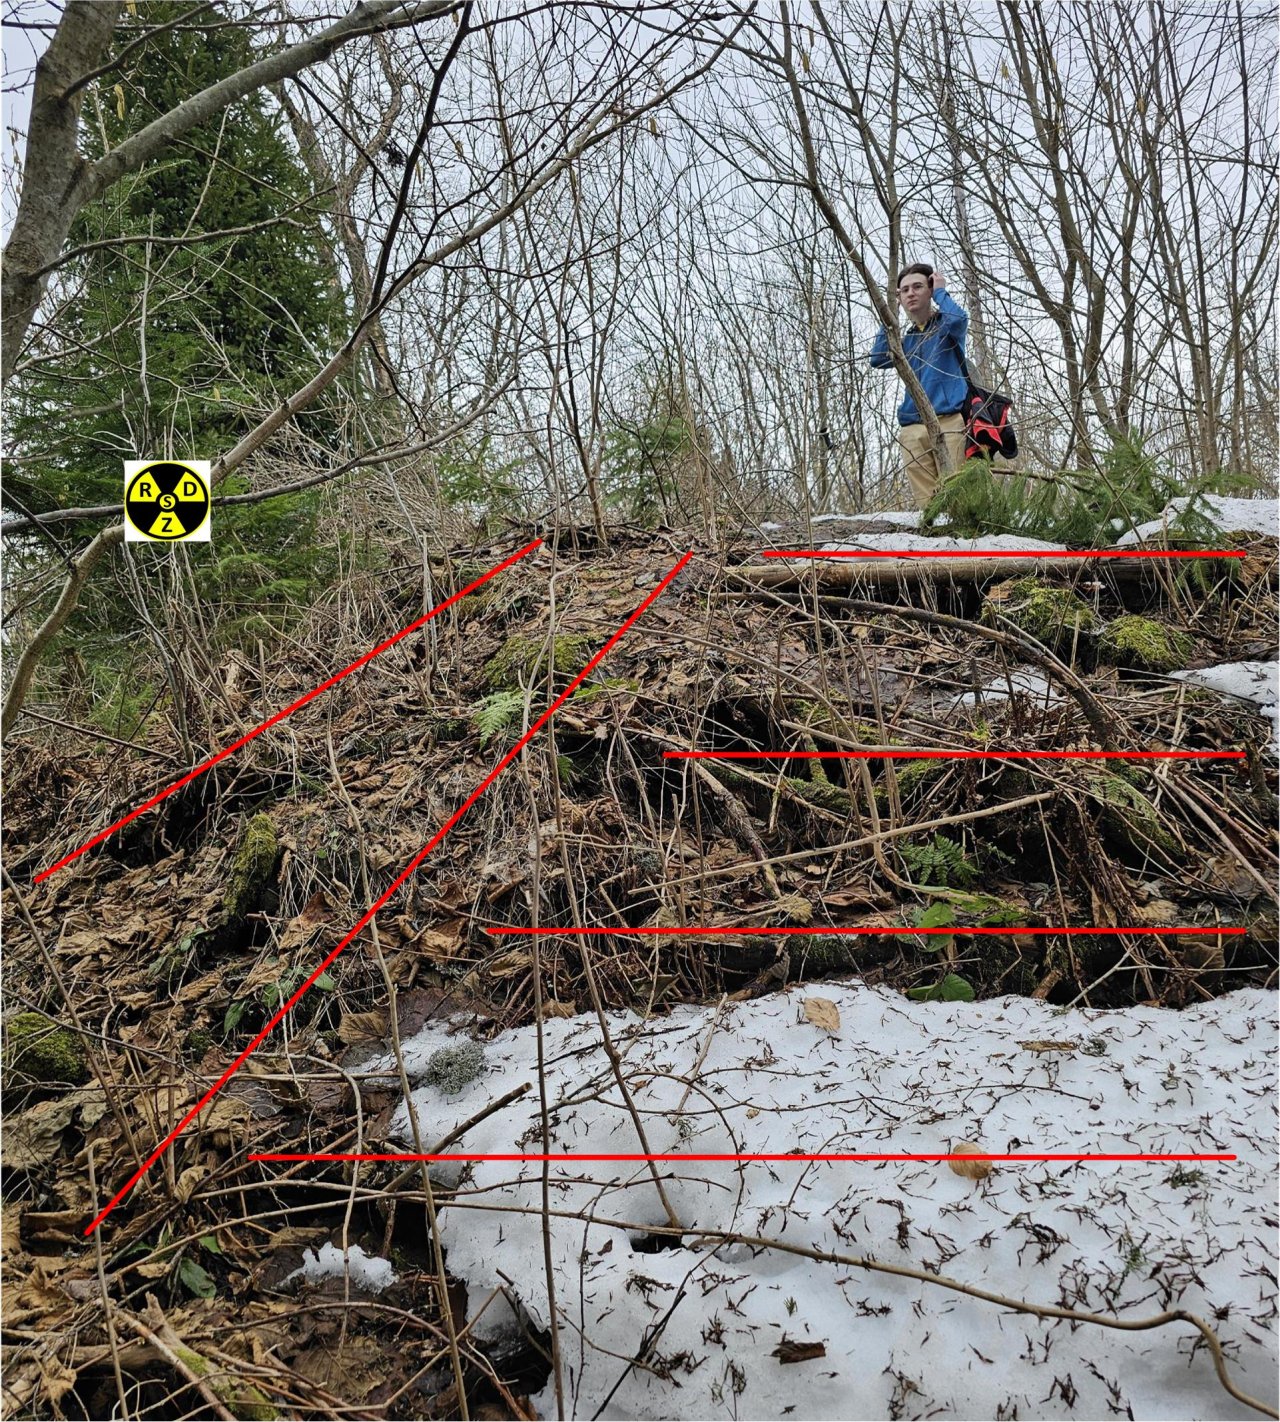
[731,552,1273,589]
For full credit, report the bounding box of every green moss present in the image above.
[185,1028,214,1058]
[172,1344,278,1421]
[1098,615,1193,673]
[786,776,851,814]
[223,813,278,922]
[485,632,592,691]
[4,1012,88,1084]
[982,577,1098,654]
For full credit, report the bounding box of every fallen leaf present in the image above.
[802,997,840,1033]
[538,999,576,1020]
[1018,1039,1078,1054]
[949,1142,994,1180]
[1135,898,1181,924]
[40,1356,78,1407]
[338,1010,389,1045]
[771,1337,826,1363]
[5,1096,79,1171]
[174,1165,209,1203]
[1182,940,1226,971]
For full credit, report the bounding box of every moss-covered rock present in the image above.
[223,814,278,923]
[982,578,1098,654]
[1098,615,1193,673]
[485,632,592,691]
[5,1012,88,1084]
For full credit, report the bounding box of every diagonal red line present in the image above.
[84,549,693,1235]
[760,548,1247,559]
[247,1152,1236,1163]
[37,539,544,884]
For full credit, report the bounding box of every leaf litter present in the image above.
[2,519,1276,1418]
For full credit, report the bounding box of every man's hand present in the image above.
[931,269,947,292]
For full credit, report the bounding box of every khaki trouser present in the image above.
[899,411,966,509]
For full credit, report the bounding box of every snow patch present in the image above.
[388,986,1277,1421]
[952,667,1063,707]
[1170,660,1280,752]
[284,1242,397,1292]
[817,530,1065,553]
[1116,495,1278,545]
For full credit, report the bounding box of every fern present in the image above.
[900,834,979,888]
[471,690,524,747]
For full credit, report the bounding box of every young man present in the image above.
[870,263,969,508]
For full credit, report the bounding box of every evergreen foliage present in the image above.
[603,407,695,526]
[922,433,1254,546]
[5,1,343,685]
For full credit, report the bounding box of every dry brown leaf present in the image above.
[1018,1039,1078,1054]
[5,1097,79,1171]
[1182,940,1226,971]
[277,889,336,953]
[771,1337,826,1363]
[39,1356,78,1407]
[338,1010,389,1044]
[802,997,840,1033]
[486,949,532,978]
[949,1142,994,1180]
[538,999,576,1020]
[174,1165,208,1203]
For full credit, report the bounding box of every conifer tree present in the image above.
[6,1,344,669]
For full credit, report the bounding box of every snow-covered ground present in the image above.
[1171,661,1280,754]
[385,985,1278,1421]
[759,511,925,533]
[759,495,1278,551]
[812,529,1067,554]
[1117,496,1279,546]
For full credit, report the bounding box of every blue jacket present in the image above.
[870,289,969,427]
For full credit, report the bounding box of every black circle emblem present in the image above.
[124,462,210,541]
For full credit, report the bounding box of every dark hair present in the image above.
[896,263,934,289]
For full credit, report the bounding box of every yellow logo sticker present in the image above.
[123,460,211,543]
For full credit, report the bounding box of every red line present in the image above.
[248,1152,1236,1163]
[487,925,1243,937]
[761,548,1246,559]
[84,550,693,1235]
[36,540,544,884]
[663,749,1246,761]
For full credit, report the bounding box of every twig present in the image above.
[86,1142,130,1420]
[112,1297,238,1422]
[325,725,471,1419]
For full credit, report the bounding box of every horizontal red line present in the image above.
[760,548,1246,559]
[663,749,1245,761]
[487,925,1242,937]
[249,1153,1236,1163]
